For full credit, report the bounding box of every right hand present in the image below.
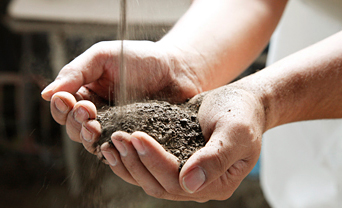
[96,84,266,202]
[41,40,204,152]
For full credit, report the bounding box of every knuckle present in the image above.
[215,192,233,201]
[82,142,96,154]
[51,112,66,125]
[90,41,112,59]
[195,198,209,203]
[66,131,80,142]
[66,122,82,143]
[166,195,186,202]
[209,148,229,173]
[59,64,76,77]
[51,113,66,125]
[164,185,180,195]
[124,161,137,171]
[88,42,104,53]
[215,173,241,200]
[92,41,107,48]
[67,133,81,143]
[60,63,72,71]
[144,188,167,199]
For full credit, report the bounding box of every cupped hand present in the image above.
[41,40,203,147]
[100,84,266,202]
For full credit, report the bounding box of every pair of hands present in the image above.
[41,40,265,202]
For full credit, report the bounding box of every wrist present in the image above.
[156,40,211,98]
[228,72,273,133]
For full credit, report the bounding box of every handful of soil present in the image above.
[96,98,206,168]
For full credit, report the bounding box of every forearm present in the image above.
[159,0,287,91]
[246,31,342,131]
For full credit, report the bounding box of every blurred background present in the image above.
[0,0,269,207]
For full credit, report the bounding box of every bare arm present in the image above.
[160,0,288,92]
[41,0,289,147]
[40,0,292,202]
[237,30,342,131]
[42,0,287,104]
[173,31,342,201]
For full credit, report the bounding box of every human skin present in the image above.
[250,31,342,128]
[121,30,342,201]
[41,0,288,202]
[194,31,342,200]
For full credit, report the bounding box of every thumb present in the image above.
[179,131,252,194]
[41,42,116,101]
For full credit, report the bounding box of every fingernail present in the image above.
[131,137,145,155]
[112,139,127,157]
[81,124,93,142]
[54,97,68,113]
[41,81,59,100]
[182,167,206,193]
[102,151,117,166]
[74,107,89,124]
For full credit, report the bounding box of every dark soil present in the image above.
[96,98,206,168]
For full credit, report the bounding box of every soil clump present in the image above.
[96,98,206,168]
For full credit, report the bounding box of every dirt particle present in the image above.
[96,100,206,170]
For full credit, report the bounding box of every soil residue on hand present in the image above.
[96,98,206,169]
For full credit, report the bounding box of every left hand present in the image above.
[41,40,205,153]
[100,84,266,202]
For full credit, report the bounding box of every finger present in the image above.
[80,119,101,154]
[130,132,183,195]
[100,142,139,186]
[180,130,246,194]
[41,42,115,101]
[187,91,209,106]
[100,140,205,202]
[111,131,171,199]
[50,92,77,125]
[128,132,207,201]
[66,100,97,142]
[75,86,108,108]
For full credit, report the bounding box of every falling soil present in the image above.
[96,97,206,169]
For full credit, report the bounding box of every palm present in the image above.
[81,40,198,104]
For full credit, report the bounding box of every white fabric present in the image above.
[261,0,342,207]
